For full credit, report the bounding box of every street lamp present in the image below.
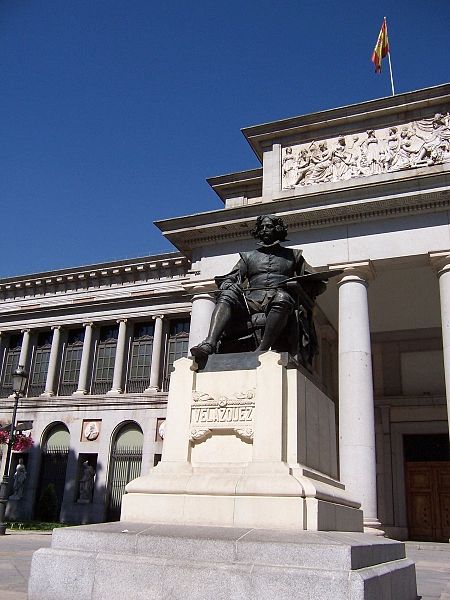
[0,365,28,535]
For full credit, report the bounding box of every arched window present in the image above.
[106,422,143,521]
[43,423,70,450]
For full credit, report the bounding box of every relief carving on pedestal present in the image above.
[281,112,450,190]
[190,390,255,443]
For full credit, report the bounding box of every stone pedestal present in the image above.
[122,351,363,531]
[29,522,417,600]
[28,351,418,599]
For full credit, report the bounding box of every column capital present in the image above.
[51,325,62,331]
[429,251,450,276]
[331,261,376,286]
[152,314,165,321]
[82,322,94,328]
[21,328,31,334]
[116,318,127,325]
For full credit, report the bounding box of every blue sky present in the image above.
[1,1,449,277]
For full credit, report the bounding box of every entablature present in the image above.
[0,254,190,304]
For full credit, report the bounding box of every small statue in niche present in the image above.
[190,215,339,368]
[78,461,95,503]
[9,458,27,500]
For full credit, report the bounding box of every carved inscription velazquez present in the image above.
[189,390,255,443]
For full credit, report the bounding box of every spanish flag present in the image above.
[371,18,389,73]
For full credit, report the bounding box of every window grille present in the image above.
[28,332,52,397]
[91,325,118,395]
[58,329,84,396]
[126,322,154,393]
[162,318,190,391]
[0,335,21,397]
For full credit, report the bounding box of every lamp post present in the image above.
[0,365,28,535]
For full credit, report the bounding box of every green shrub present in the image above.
[35,483,58,522]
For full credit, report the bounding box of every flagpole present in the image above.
[385,17,395,96]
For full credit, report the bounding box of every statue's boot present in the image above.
[190,340,215,360]
[190,302,232,359]
[257,307,290,352]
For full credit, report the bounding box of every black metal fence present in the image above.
[35,445,69,521]
[106,445,142,521]
[126,378,150,393]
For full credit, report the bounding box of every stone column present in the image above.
[18,329,31,369]
[73,323,94,396]
[107,319,128,395]
[430,251,450,440]
[42,326,62,396]
[146,315,164,392]
[334,261,381,533]
[187,293,216,350]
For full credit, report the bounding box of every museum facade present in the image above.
[1,83,449,541]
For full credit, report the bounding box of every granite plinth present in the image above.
[28,522,418,600]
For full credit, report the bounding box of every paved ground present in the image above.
[0,531,52,600]
[405,542,450,600]
[0,531,449,599]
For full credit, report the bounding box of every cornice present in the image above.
[156,183,450,252]
[0,256,190,304]
[0,394,169,411]
[206,168,263,203]
[0,254,189,288]
[241,83,450,160]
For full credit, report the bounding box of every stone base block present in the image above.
[121,491,363,532]
[29,522,417,600]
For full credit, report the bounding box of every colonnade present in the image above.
[2,315,168,397]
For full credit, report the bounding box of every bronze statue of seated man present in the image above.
[190,214,327,365]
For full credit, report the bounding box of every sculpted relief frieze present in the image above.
[281,112,450,190]
[190,390,255,443]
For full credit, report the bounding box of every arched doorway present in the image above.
[35,423,70,521]
[106,422,143,521]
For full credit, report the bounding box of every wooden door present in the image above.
[405,461,450,542]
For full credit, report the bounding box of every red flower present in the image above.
[0,430,33,450]
[12,433,34,452]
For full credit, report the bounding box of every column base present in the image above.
[106,388,123,396]
[72,390,88,396]
[143,386,159,394]
[364,518,385,536]
[40,391,55,397]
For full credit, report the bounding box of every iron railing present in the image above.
[126,379,150,394]
[90,381,111,395]
[58,383,78,396]
[35,445,69,520]
[106,445,142,521]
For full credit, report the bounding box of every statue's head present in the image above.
[251,215,288,245]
